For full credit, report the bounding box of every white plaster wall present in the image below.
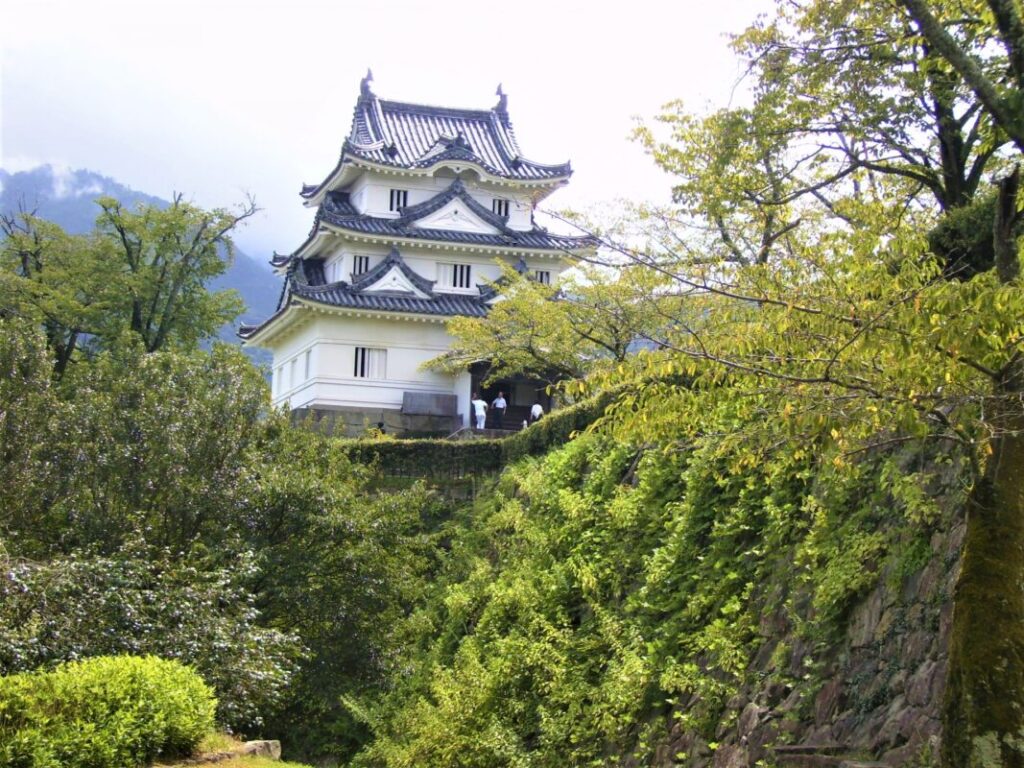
[350,169,534,230]
[269,317,320,409]
[455,370,473,429]
[270,313,465,413]
[323,242,392,283]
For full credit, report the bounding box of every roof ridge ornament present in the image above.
[495,84,508,113]
[360,68,374,99]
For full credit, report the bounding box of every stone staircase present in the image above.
[770,744,887,767]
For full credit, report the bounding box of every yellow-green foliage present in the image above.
[0,655,215,768]
[347,393,954,767]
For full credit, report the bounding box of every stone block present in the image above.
[901,629,934,665]
[869,694,906,752]
[905,660,936,707]
[241,740,282,759]
[849,591,883,649]
[738,702,766,739]
[814,679,844,726]
[830,710,860,744]
[402,391,457,416]
[712,745,748,768]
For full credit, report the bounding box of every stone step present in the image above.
[771,744,885,768]
[162,739,281,765]
[774,759,886,768]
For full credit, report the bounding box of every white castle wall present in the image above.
[271,314,469,424]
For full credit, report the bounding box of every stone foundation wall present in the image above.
[292,406,461,438]
[653,498,965,767]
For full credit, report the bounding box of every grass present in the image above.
[155,733,314,768]
[201,758,311,768]
[196,732,240,752]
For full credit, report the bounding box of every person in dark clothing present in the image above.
[491,391,507,429]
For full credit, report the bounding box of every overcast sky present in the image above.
[2,0,769,262]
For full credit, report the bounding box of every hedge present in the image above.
[340,389,617,479]
[0,655,215,768]
[500,389,616,465]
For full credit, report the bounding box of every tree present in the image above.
[0,213,119,377]
[0,195,255,376]
[886,2,1024,764]
[94,194,254,352]
[427,264,673,387]
[730,0,1009,211]
[632,0,1015,276]
[0,319,269,558]
[0,549,301,732]
[244,424,448,761]
[563,2,1024,764]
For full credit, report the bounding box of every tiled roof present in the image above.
[296,183,596,256]
[239,245,491,339]
[290,281,490,318]
[301,75,571,200]
[271,179,597,270]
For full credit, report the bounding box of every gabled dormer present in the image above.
[398,179,508,235]
[351,247,434,299]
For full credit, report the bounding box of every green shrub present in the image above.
[341,436,505,478]
[0,655,215,768]
[0,552,301,733]
[339,389,617,480]
[500,390,617,464]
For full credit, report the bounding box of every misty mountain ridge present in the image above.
[0,165,278,364]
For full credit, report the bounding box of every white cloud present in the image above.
[0,155,51,173]
[50,164,74,199]
[2,0,773,257]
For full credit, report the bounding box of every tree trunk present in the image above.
[942,372,1024,767]
[942,172,1024,767]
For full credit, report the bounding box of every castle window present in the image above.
[354,347,387,379]
[438,262,472,290]
[532,270,551,285]
[327,259,344,283]
[492,198,510,217]
[289,358,297,389]
[353,254,372,276]
[389,189,408,211]
[304,349,311,380]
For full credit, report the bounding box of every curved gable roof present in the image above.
[350,246,436,294]
[396,178,511,232]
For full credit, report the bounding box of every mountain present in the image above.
[0,166,279,365]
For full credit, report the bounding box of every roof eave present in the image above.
[240,303,307,348]
[301,161,363,208]
[295,297,466,324]
[316,220,593,257]
[529,175,572,204]
[341,153,571,187]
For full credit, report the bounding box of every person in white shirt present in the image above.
[530,401,544,423]
[471,393,488,430]
[491,391,507,429]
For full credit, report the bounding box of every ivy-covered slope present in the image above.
[348,415,964,767]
